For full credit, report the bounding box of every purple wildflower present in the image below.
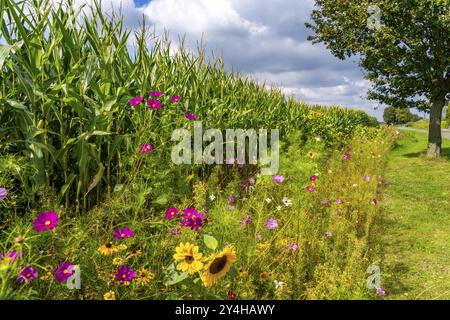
[0,187,7,200]
[117,265,135,283]
[273,175,284,183]
[266,218,278,230]
[172,95,181,103]
[33,211,59,232]
[139,144,154,154]
[324,231,333,238]
[54,261,75,282]
[148,99,162,110]
[376,287,386,297]
[185,113,197,120]
[149,91,162,97]
[114,227,134,239]
[130,96,143,106]
[166,207,179,220]
[287,243,298,252]
[17,266,38,283]
[0,250,23,264]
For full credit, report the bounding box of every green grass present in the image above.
[407,119,450,131]
[380,131,450,299]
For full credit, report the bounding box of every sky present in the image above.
[49,0,421,119]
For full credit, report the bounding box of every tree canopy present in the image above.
[307,0,450,157]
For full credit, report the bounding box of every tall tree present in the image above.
[307,0,449,157]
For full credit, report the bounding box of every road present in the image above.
[397,127,450,140]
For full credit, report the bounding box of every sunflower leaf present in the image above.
[204,234,218,251]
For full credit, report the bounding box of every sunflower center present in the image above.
[184,255,194,264]
[209,255,227,274]
[44,221,51,226]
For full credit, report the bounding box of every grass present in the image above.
[379,131,450,299]
[407,119,450,131]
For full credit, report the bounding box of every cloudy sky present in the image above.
[72,0,398,119]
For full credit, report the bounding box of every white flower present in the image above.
[209,194,216,201]
[265,198,272,203]
[276,205,282,211]
[315,137,321,142]
[352,184,358,188]
[274,280,285,290]
[282,197,292,207]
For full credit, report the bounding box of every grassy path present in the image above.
[380,131,450,300]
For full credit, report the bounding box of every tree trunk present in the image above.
[427,94,446,158]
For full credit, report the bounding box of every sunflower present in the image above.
[98,242,119,256]
[173,242,204,274]
[135,268,155,286]
[202,246,237,287]
[126,249,143,259]
[103,291,116,300]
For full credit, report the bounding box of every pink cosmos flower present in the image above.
[335,199,343,204]
[139,144,154,154]
[0,250,23,264]
[54,261,75,282]
[17,266,38,283]
[172,95,181,103]
[117,265,135,283]
[266,218,278,230]
[364,175,371,182]
[130,96,143,106]
[185,113,197,120]
[273,175,284,183]
[33,211,59,232]
[248,177,255,185]
[306,185,315,192]
[342,153,351,160]
[310,175,318,183]
[324,231,333,238]
[149,91,162,97]
[114,227,134,239]
[287,243,298,252]
[0,187,7,200]
[181,208,203,231]
[166,207,179,220]
[148,99,162,109]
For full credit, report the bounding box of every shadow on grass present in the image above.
[402,147,450,161]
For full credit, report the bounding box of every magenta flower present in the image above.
[248,177,255,185]
[242,182,249,190]
[114,227,134,239]
[335,199,343,205]
[185,113,197,120]
[148,99,162,109]
[238,163,245,169]
[342,154,351,160]
[273,175,284,183]
[149,91,162,97]
[181,208,203,231]
[266,218,278,230]
[0,187,7,200]
[347,146,352,152]
[139,144,154,154]
[371,198,378,205]
[287,243,298,252]
[324,231,333,238]
[310,175,318,183]
[17,266,38,283]
[172,95,181,103]
[306,185,315,192]
[130,96,143,106]
[117,265,135,283]
[166,207,179,220]
[33,211,59,232]
[1,250,23,264]
[54,261,75,282]
[364,175,371,182]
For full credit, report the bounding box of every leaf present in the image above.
[164,262,189,286]
[203,234,218,251]
[153,194,168,205]
[85,162,104,196]
[0,41,23,69]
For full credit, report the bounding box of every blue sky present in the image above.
[67,0,421,120]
